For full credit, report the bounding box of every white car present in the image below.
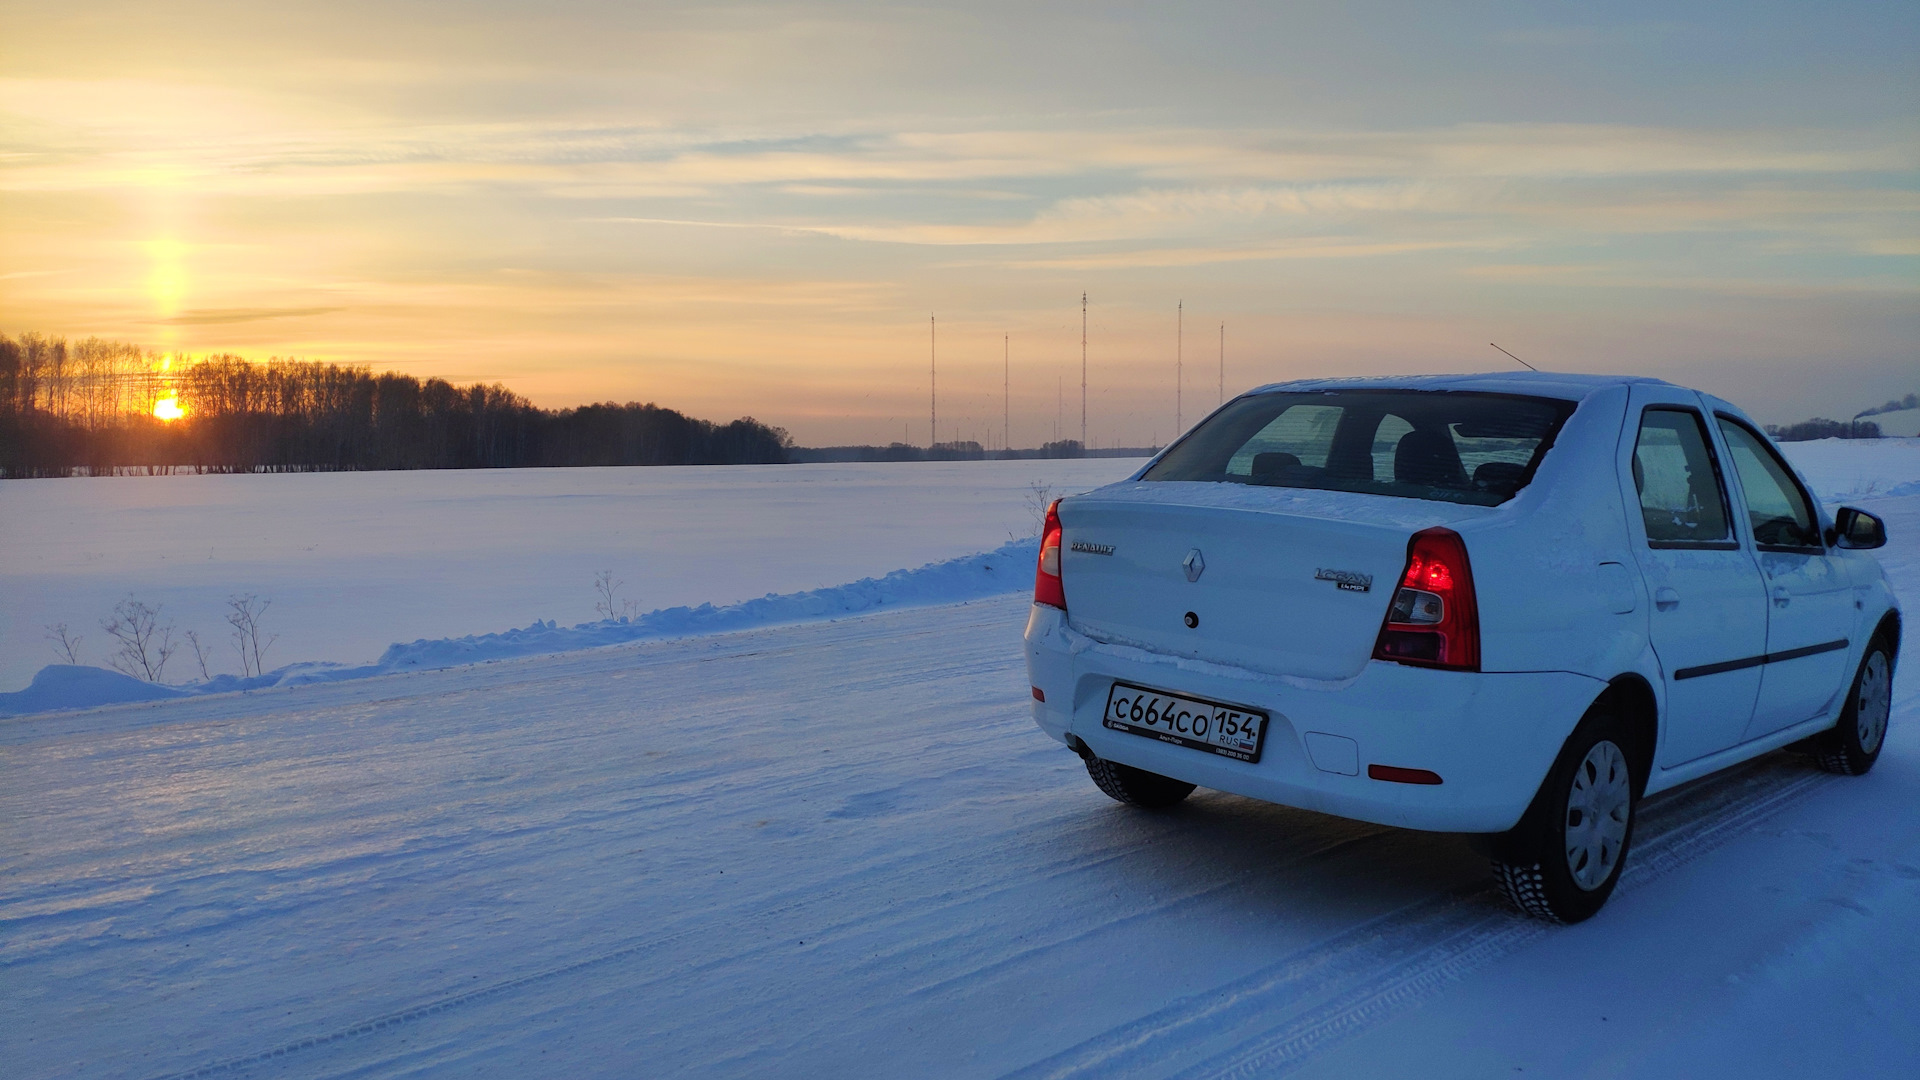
[1023,373,1899,922]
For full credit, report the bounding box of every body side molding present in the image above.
[1673,638,1848,681]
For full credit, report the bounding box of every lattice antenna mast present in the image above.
[1003,334,1010,452]
[1079,293,1087,448]
[1176,300,1183,435]
[929,314,937,448]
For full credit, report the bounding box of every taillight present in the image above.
[1034,499,1066,610]
[1372,527,1479,671]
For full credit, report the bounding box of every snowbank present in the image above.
[0,665,188,714]
[0,538,1040,718]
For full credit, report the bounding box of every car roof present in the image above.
[1245,371,1673,403]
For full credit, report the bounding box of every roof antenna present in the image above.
[1490,342,1537,372]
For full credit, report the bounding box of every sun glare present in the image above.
[153,396,186,422]
[146,238,188,318]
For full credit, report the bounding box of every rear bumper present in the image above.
[1024,604,1604,833]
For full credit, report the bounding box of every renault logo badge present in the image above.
[1182,548,1206,583]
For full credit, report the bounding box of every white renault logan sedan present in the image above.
[1023,373,1899,922]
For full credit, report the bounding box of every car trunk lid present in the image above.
[1059,482,1488,681]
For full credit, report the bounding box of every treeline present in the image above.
[0,333,791,477]
[1765,418,1882,442]
[790,440,1046,463]
[788,439,1164,463]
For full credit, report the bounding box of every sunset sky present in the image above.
[3,1,1915,446]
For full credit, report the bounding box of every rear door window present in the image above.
[1633,408,1734,547]
[1143,390,1575,506]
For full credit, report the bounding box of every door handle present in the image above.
[1654,586,1680,611]
[1772,585,1791,608]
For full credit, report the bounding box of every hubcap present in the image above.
[1564,740,1631,892]
[1856,651,1892,755]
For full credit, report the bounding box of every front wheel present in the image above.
[1810,636,1894,776]
[1491,715,1637,924]
[1084,756,1196,809]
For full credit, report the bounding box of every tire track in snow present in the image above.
[134,758,1836,1080]
[1000,759,1839,1080]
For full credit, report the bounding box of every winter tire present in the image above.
[1085,756,1196,809]
[1490,708,1638,924]
[1810,636,1894,776]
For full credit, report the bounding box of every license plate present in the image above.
[1102,681,1268,763]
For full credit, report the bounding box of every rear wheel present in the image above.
[1809,636,1893,776]
[1085,756,1196,809]
[1491,712,1638,923]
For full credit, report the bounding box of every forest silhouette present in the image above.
[0,334,791,477]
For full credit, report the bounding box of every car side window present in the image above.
[1633,408,1734,547]
[1715,417,1822,551]
[1370,413,1414,481]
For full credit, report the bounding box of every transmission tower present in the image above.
[1176,300,1183,435]
[1003,334,1010,452]
[929,314,936,449]
[1079,293,1087,448]
[1219,322,1225,406]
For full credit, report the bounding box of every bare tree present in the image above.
[44,623,84,664]
[100,597,177,682]
[227,594,276,677]
[593,570,640,621]
[185,629,215,681]
[1024,481,1060,537]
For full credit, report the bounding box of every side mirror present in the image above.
[1832,506,1887,550]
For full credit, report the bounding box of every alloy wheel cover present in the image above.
[1564,740,1632,892]
[1857,652,1892,755]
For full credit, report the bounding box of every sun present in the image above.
[153,396,186,422]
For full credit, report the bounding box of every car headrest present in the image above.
[1394,430,1465,487]
[1251,451,1301,482]
[1473,461,1528,493]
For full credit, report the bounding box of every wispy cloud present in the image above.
[154,306,345,326]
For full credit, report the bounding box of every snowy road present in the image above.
[6,498,1918,1079]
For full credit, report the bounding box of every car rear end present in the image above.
[1024,381,1615,834]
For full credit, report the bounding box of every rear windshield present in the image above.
[1141,389,1576,506]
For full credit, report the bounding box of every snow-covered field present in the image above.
[0,459,1143,695]
[7,441,1915,711]
[3,439,1917,1078]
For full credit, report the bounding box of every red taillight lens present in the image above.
[1034,498,1066,610]
[1372,527,1479,671]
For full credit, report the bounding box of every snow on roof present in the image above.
[1245,371,1669,402]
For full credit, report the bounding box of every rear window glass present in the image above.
[1141,390,1576,506]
